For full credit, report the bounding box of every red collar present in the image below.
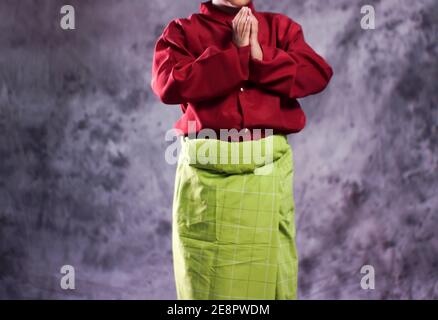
[199,1,256,27]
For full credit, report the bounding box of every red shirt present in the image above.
[150,0,333,139]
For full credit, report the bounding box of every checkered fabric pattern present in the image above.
[172,134,298,300]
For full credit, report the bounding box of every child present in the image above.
[151,0,333,299]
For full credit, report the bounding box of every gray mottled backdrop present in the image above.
[0,0,437,299]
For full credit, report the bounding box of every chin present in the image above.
[228,0,252,8]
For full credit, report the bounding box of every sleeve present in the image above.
[150,20,251,105]
[248,15,333,99]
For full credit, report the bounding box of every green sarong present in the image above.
[172,134,298,299]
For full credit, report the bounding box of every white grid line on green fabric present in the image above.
[245,171,262,298]
[211,178,227,298]
[174,137,297,300]
[211,172,274,298]
[175,248,295,268]
[193,273,276,285]
[188,289,265,300]
[177,206,279,219]
[276,150,298,298]
[229,175,248,297]
[179,186,279,197]
[263,170,276,298]
[181,221,275,232]
[177,210,294,295]
[178,199,279,213]
[215,188,276,195]
[274,157,282,298]
[197,186,209,294]
[180,172,282,298]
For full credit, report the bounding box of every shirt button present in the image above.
[240,87,244,92]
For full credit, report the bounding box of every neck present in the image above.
[211,0,242,14]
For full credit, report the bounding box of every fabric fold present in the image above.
[172,134,298,300]
[178,134,289,174]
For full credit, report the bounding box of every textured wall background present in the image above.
[0,0,437,299]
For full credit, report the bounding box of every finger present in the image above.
[239,8,250,35]
[232,7,244,27]
[237,12,246,35]
[244,9,252,27]
[243,15,251,39]
[236,8,247,34]
[251,15,258,34]
[238,8,248,26]
[235,6,247,24]
[249,9,257,23]
[248,10,255,22]
[251,15,257,29]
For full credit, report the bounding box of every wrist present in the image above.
[250,37,259,47]
[250,41,263,61]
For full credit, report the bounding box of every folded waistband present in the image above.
[178,134,290,174]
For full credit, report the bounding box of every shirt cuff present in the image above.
[248,44,278,83]
[232,43,251,80]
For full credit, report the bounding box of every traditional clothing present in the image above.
[172,134,298,299]
[150,0,333,300]
[150,0,333,136]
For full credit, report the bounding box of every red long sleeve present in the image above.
[150,1,334,136]
[249,15,333,99]
[151,20,251,105]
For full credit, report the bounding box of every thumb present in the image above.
[250,16,258,37]
[243,16,251,38]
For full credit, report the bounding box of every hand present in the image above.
[248,10,263,61]
[232,7,251,47]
